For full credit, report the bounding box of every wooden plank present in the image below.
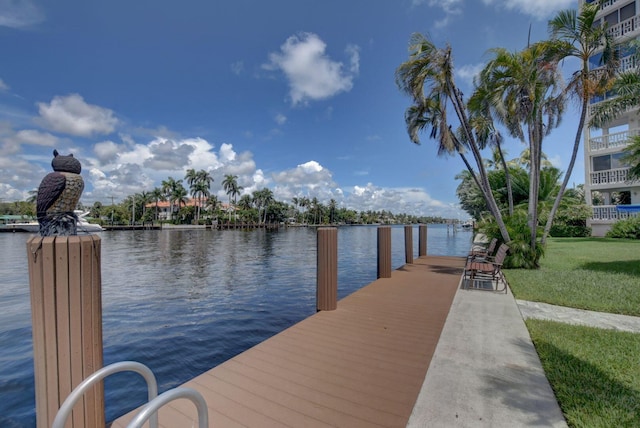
[88,236,105,427]
[67,236,85,428]
[80,236,98,427]
[27,237,49,428]
[41,236,59,427]
[54,237,72,428]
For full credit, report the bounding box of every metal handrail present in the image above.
[126,387,209,428]
[52,361,158,428]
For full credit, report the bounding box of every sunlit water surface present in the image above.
[0,224,471,426]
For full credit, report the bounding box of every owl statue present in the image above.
[36,150,85,236]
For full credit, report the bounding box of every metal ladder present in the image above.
[52,361,208,428]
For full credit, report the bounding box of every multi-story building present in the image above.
[582,0,640,236]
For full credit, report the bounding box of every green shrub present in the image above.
[549,224,591,237]
[606,216,640,239]
[479,210,545,269]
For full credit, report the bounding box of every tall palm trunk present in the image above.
[542,98,587,244]
[497,144,514,215]
[449,85,511,243]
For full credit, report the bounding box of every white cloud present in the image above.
[263,32,360,106]
[456,63,485,86]
[219,142,237,163]
[413,0,462,28]
[272,160,336,191]
[94,140,123,165]
[0,0,45,29]
[230,61,244,75]
[481,0,574,19]
[0,78,8,91]
[37,94,118,137]
[14,129,59,146]
[346,183,453,216]
[275,113,287,125]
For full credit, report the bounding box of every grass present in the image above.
[526,320,640,427]
[504,238,640,316]
[504,237,640,427]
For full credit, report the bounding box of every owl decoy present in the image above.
[36,149,85,236]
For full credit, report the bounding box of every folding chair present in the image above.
[464,243,509,293]
[466,237,498,264]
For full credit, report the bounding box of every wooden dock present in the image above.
[112,255,465,428]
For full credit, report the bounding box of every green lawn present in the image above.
[527,320,640,428]
[504,238,640,427]
[505,238,640,316]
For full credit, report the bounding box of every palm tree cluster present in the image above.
[396,1,619,267]
[41,170,452,226]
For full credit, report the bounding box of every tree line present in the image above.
[0,168,451,226]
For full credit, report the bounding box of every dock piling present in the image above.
[377,226,392,278]
[316,227,337,311]
[419,224,427,257]
[27,235,104,428]
[405,225,414,264]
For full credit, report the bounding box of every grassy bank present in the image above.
[505,238,640,427]
[527,320,640,427]
[505,238,640,316]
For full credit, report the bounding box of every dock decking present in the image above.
[112,255,466,428]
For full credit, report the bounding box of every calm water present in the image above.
[0,224,471,426]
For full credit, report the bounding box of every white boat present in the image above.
[2,211,103,233]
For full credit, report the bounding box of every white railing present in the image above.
[592,205,640,220]
[607,15,640,38]
[590,167,632,185]
[598,0,621,10]
[589,129,638,151]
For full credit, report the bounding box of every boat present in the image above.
[460,221,474,230]
[0,211,103,233]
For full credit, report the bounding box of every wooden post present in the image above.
[405,225,414,264]
[377,226,391,278]
[27,235,104,428]
[419,224,427,257]
[317,228,337,311]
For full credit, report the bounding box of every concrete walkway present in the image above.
[517,300,640,333]
[407,285,568,428]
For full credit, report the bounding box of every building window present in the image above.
[593,155,611,171]
[593,153,628,171]
[621,2,636,21]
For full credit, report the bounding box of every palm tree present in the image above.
[328,199,337,224]
[207,194,220,220]
[395,33,511,243]
[172,183,188,222]
[468,85,514,215]
[479,42,565,254]
[150,187,164,221]
[541,1,618,244]
[299,196,310,224]
[291,197,299,223]
[161,177,179,221]
[139,191,151,220]
[621,135,640,181]
[258,188,274,223]
[185,168,199,221]
[222,174,243,222]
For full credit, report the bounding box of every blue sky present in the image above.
[0,0,580,218]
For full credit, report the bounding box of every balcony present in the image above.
[596,0,622,10]
[592,204,640,220]
[607,14,640,38]
[590,167,633,185]
[589,129,638,151]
